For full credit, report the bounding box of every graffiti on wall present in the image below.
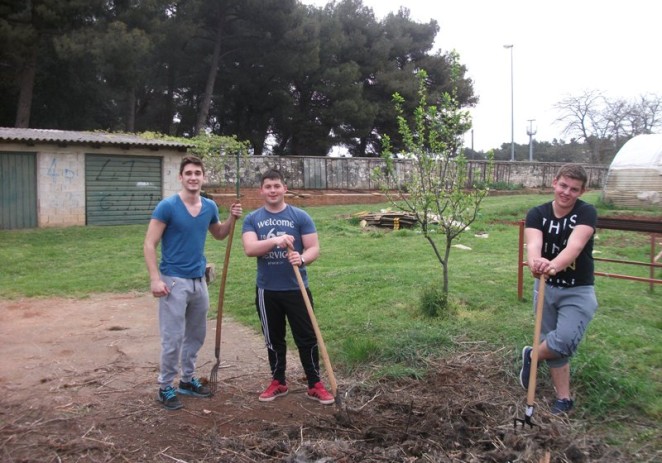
[47,158,76,183]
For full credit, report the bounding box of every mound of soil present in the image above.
[0,293,647,462]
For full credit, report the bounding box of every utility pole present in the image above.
[527,119,537,162]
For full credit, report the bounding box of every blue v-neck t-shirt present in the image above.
[152,194,219,278]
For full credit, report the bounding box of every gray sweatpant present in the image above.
[533,280,598,368]
[157,275,209,388]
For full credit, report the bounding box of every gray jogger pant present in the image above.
[157,276,209,388]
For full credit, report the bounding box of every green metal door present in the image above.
[0,152,37,229]
[85,154,162,225]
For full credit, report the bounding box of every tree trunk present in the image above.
[195,10,223,135]
[125,87,136,132]
[15,45,38,128]
[442,240,451,297]
[165,63,177,135]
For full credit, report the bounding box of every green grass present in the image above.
[1,192,660,441]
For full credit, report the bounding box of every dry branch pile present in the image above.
[2,349,648,463]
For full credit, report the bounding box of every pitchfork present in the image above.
[514,269,555,428]
[209,151,240,395]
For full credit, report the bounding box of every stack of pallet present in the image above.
[354,210,419,228]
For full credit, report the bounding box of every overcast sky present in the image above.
[302,0,660,152]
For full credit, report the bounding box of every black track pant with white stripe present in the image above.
[255,287,321,388]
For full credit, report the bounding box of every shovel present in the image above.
[290,249,339,403]
[209,151,241,395]
[514,269,554,428]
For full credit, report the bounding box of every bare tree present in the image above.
[555,90,614,164]
[625,93,662,135]
[604,97,629,146]
[555,91,662,164]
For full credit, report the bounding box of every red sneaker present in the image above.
[307,382,335,405]
[259,379,288,402]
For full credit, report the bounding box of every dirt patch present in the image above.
[0,294,650,462]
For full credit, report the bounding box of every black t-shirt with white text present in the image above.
[525,199,597,287]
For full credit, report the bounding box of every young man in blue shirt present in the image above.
[144,155,242,410]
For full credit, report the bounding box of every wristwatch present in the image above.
[300,256,306,266]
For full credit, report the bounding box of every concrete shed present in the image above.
[0,128,189,229]
[602,134,662,208]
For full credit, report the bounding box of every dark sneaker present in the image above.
[259,379,288,402]
[519,346,533,389]
[307,382,335,405]
[178,377,211,398]
[158,385,183,410]
[551,398,574,415]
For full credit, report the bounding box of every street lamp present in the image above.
[503,44,514,161]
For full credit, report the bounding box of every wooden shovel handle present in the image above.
[290,255,338,397]
[526,267,556,404]
[526,273,546,405]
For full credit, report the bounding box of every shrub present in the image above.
[419,284,449,317]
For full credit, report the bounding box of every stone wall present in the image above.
[208,188,394,210]
[208,157,608,192]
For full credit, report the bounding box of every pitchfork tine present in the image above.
[514,404,538,429]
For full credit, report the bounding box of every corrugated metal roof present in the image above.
[0,127,191,150]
